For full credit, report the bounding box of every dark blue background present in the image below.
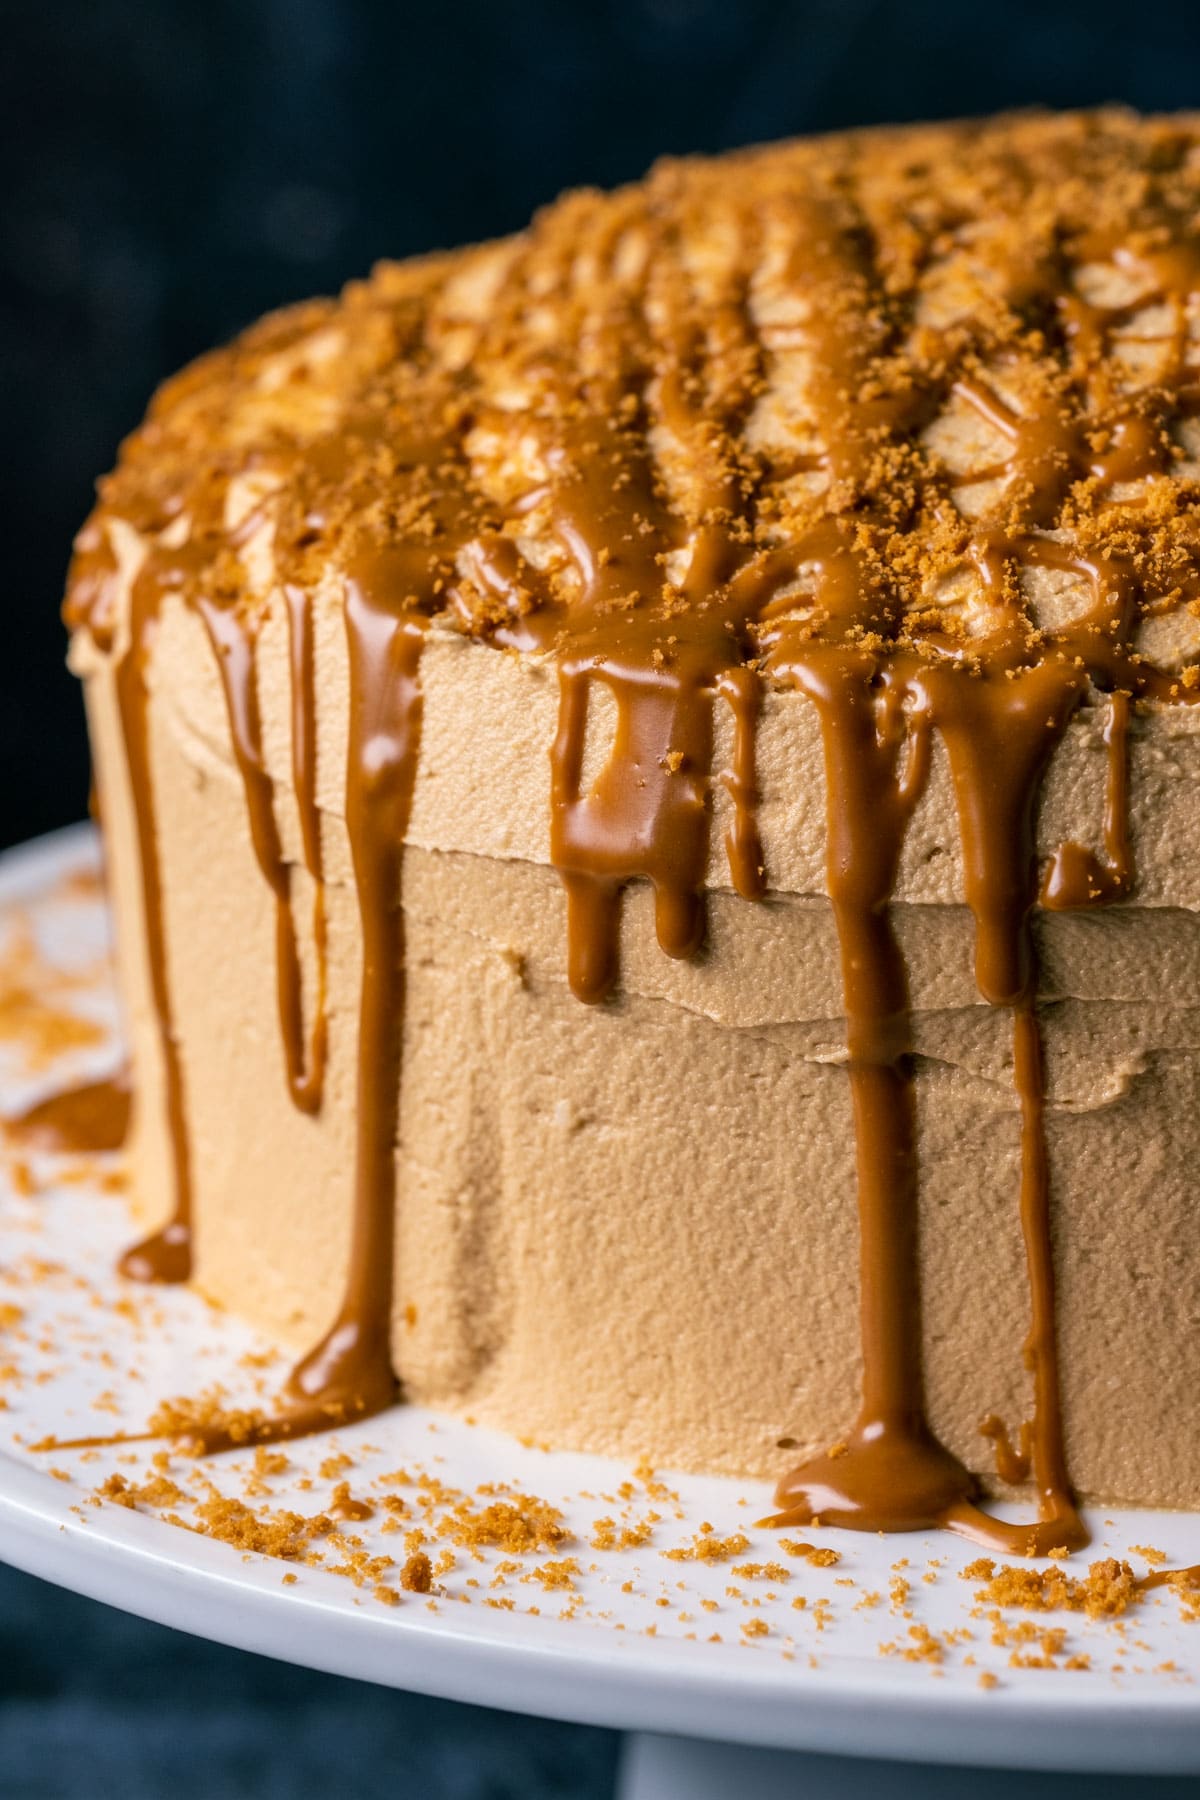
[4,3,1200,1794]
[0,1560,617,1796]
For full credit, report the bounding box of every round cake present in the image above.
[65,108,1200,1552]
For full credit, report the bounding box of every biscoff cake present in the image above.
[63,108,1200,1552]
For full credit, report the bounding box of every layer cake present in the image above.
[64,109,1200,1550]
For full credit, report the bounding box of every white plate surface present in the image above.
[1,825,1198,1774]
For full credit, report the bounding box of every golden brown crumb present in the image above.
[590,1514,658,1551]
[881,1623,945,1664]
[526,1558,580,1592]
[169,1493,332,1560]
[439,1492,570,1554]
[732,1562,790,1582]
[664,1530,751,1564]
[142,1389,272,1453]
[968,1557,1139,1619]
[97,1470,190,1511]
[400,1551,433,1594]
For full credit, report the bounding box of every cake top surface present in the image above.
[66,107,1200,690]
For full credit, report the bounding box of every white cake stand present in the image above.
[2,827,1199,1798]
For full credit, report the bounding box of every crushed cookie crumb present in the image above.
[400,1551,433,1594]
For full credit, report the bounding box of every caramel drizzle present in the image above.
[752,190,1091,1545]
[503,184,1115,1548]
[717,666,766,902]
[113,539,201,1284]
[543,415,711,1001]
[285,584,328,995]
[63,119,1200,1511]
[269,403,507,1437]
[548,606,753,1002]
[196,596,326,1113]
[766,643,977,1534]
[286,560,424,1424]
[1042,690,1132,908]
[922,646,1089,1551]
[523,205,770,1002]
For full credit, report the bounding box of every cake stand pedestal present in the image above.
[616,1734,1199,1797]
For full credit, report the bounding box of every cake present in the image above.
[63,109,1200,1553]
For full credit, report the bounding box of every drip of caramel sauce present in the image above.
[979,1413,1034,1487]
[196,595,327,1113]
[112,537,201,1285]
[766,641,975,1536]
[286,562,424,1424]
[62,113,1200,1520]
[1043,691,1133,907]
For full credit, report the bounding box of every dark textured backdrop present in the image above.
[4,3,1200,1795]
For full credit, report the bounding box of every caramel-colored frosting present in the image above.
[64,110,1200,1546]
